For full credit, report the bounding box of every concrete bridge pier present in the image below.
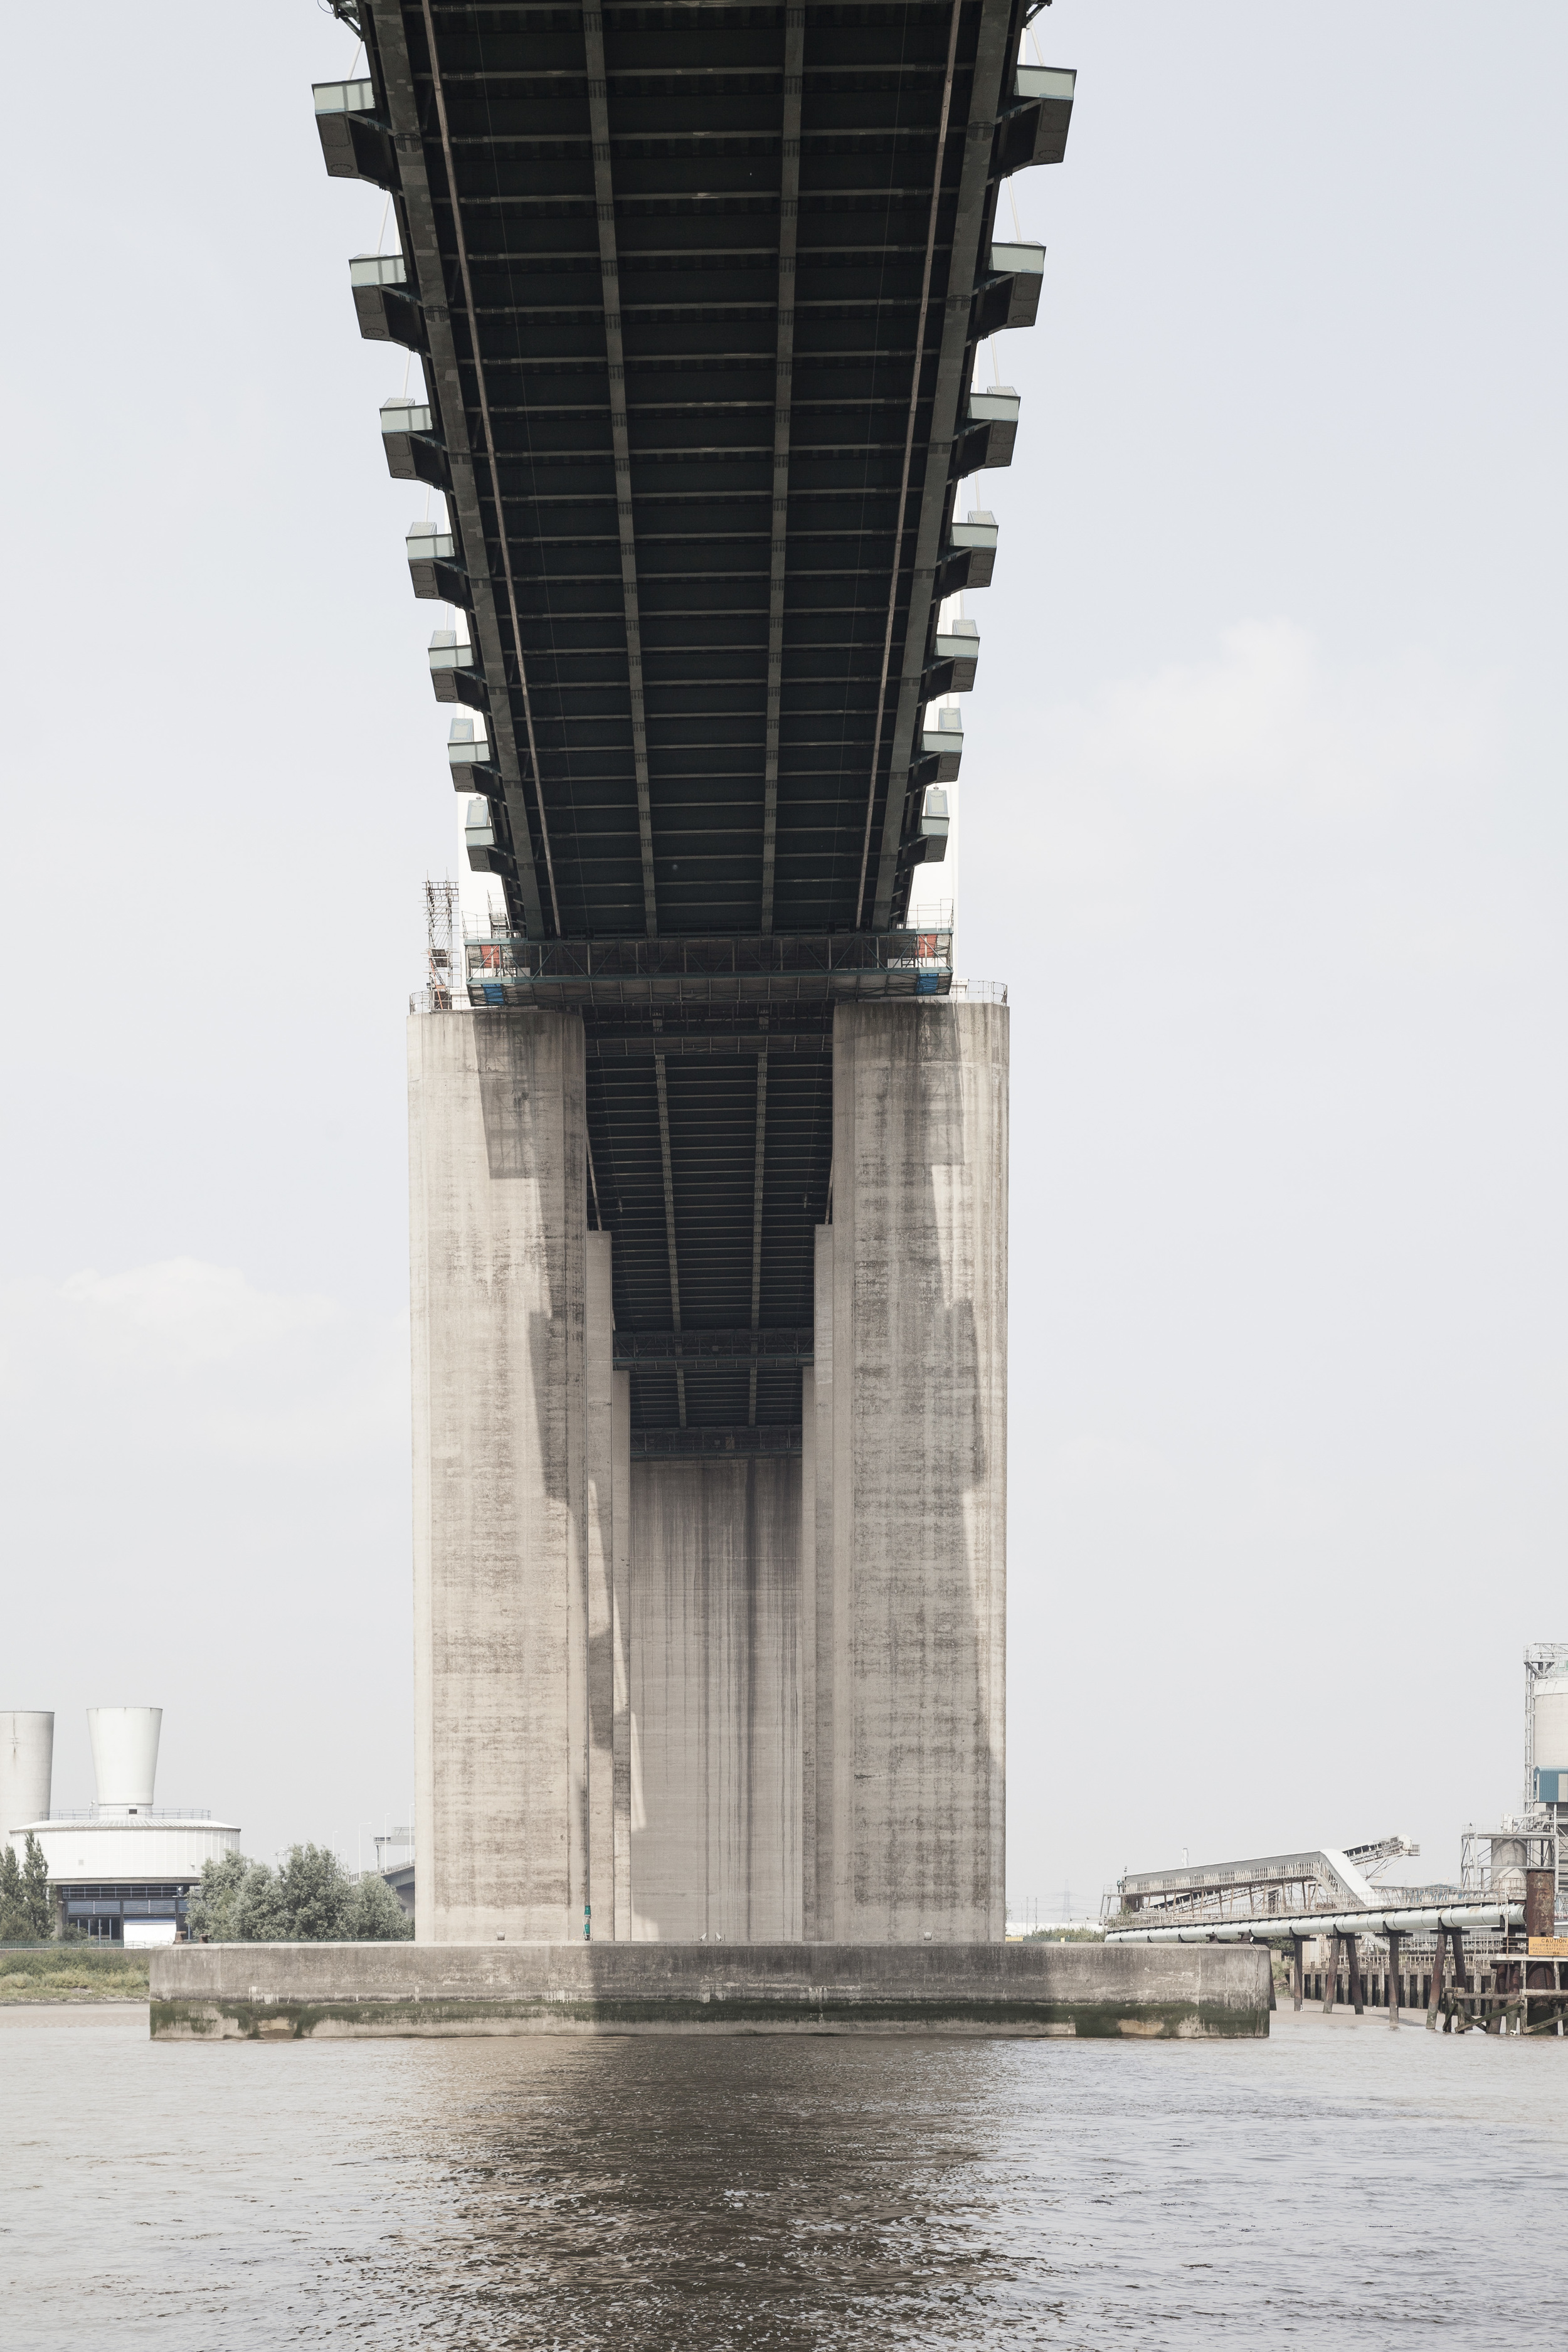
[408,997,1008,1949]
[810,1000,1009,1944]
[408,1007,627,1944]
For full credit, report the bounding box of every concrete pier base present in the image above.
[149,1942,1269,2040]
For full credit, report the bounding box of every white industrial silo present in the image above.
[1,1712,54,1839]
[1533,1663,1568,1801]
[87,1707,162,1813]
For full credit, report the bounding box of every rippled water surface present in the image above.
[5,2004,1568,2346]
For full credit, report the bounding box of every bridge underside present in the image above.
[329,0,1067,1441]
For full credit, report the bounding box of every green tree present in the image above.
[0,1842,30,1942]
[346,1870,414,1941]
[271,1843,353,1939]
[186,1851,260,1942]
[20,1834,53,1939]
[234,1861,289,1942]
[184,1845,413,1942]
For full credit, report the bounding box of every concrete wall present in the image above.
[151,1939,1269,2040]
[409,1009,593,1943]
[628,1458,802,1941]
[812,1000,1009,1942]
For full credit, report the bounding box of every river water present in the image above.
[4,2003,1566,2347]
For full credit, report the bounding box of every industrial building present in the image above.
[1105,1646,1568,2033]
[1521,1641,1568,1916]
[3,1708,239,1946]
[313,0,1073,1947]
[1111,1837,1424,1928]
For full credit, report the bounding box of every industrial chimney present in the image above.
[87,1707,162,1815]
[0,1712,54,1840]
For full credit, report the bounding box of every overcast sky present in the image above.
[3,4,1564,1906]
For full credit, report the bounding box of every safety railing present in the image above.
[41,1807,214,1823]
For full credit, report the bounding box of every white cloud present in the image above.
[979,620,1523,989]
[1054,618,1483,812]
[57,1258,338,1367]
[0,1259,405,1463]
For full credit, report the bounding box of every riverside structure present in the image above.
[142,0,1271,2045]
[315,0,1071,1957]
[151,2,1278,2040]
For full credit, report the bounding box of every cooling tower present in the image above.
[0,1712,54,1834]
[87,1707,162,1811]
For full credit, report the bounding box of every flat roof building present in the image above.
[7,1707,239,1946]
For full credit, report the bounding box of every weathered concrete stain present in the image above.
[628,1458,802,1941]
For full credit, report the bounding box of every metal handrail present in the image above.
[460,930,952,972]
[39,1807,215,1823]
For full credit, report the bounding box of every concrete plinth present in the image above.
[150,1941,1269,2040]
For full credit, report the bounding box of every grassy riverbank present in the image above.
[0,1946,151,2003]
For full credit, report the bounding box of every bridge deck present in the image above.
[321,0,1070,1431]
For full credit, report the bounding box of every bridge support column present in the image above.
[808,1000,1009,1942]
[624,1453,803,1942]
[1386,1929,1402,2027]
[1291,1936,1305,2011]
[410,1007,598,1942]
